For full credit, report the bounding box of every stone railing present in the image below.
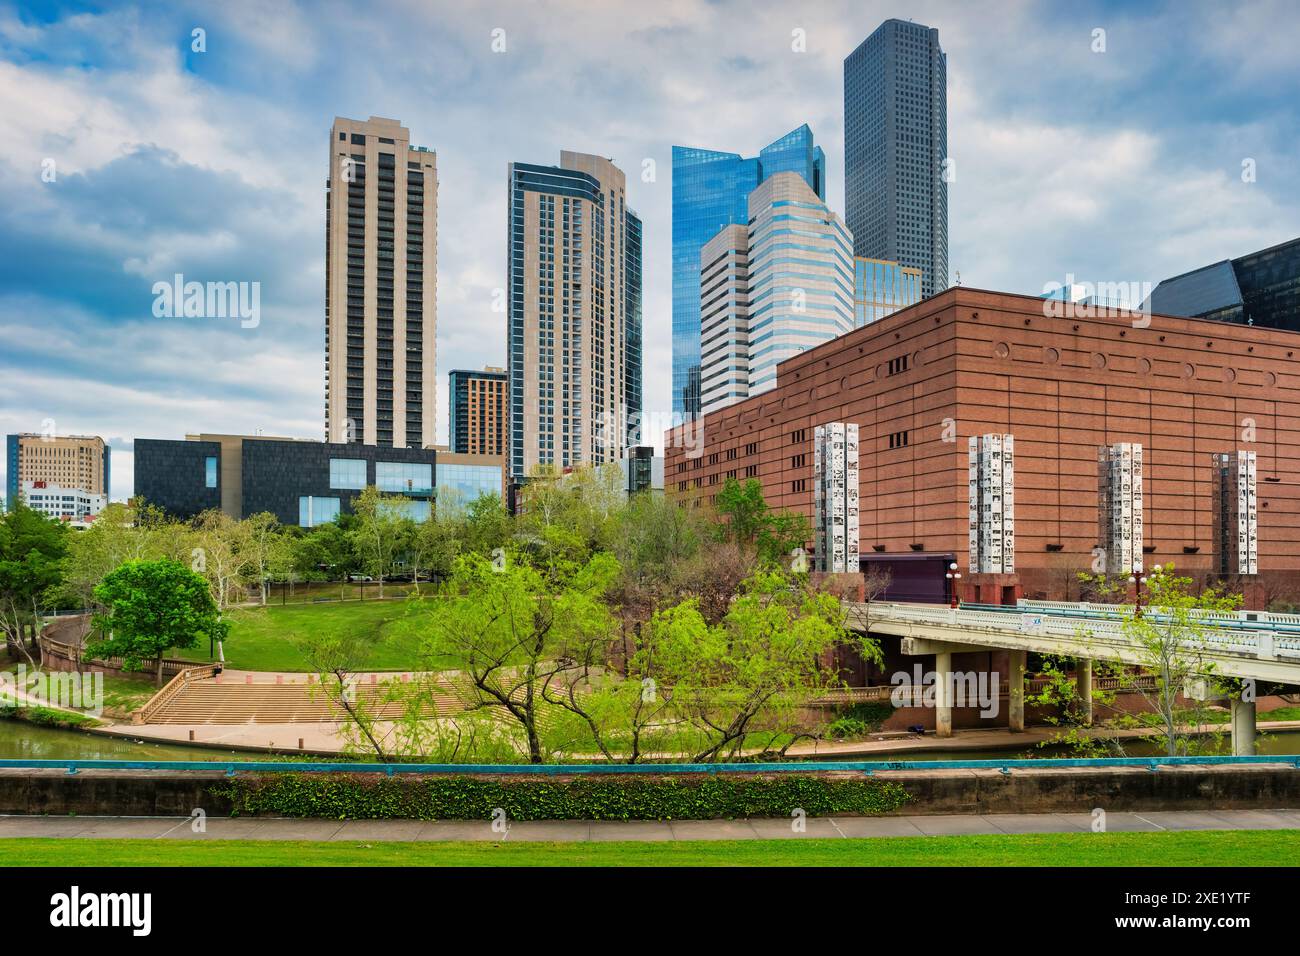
[135,664,220,725]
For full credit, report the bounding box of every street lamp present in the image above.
[946,562,962,609]
[1129,564,1160,617]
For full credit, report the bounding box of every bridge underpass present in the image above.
[844,600,1300,754]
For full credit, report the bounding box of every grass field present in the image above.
[177,600,430,672]
[1,830,1296,867]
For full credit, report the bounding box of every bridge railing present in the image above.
[850,602,1300,660]
[2,755,1297,776]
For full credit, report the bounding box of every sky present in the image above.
[0,0,1297,502]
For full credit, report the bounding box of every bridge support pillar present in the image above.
[1076,658,1093,726]
[1231,695,1257,756]
[935,651,953,738]
[1008,649,1026,732]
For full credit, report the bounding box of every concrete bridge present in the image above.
[844,599,1300,754]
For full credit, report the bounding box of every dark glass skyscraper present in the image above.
[1147,236,1300,331]
[672,125,825,416]
[844,19,948,300]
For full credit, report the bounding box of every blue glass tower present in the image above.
[672,125,825,416]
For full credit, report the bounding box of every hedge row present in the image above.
[213,772,911,821]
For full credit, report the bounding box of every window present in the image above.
[791,479,807,493]
[376,461,432,494]
[790,429,807,444]
[791,453,807,469]
[888,355,909,376]
[380,499,431,522]
[299,496,341,528]
[204,456,218,488]
[330,458,367,490]
[888,430,910,449]
[745,442,759,456]
[744,464,758,477]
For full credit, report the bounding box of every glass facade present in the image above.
[1147,237,1300,330]
[376,461,433,494]
[329,457,367,490]
[854,257,923,326]
[845,19,947,299]
[672,125,825,415]
[204,456,217,489]
[299,495,341,527]
[436,462,503,505]
[745,176,855,395]
[379,498,431,521]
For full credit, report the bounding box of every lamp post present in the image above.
[1129,565,1159,617]
[946,562,962,609]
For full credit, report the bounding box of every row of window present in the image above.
[328,458,432,493]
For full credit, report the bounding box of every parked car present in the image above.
[348,574,374,582]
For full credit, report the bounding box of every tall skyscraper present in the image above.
[1146,236,1300,331]
[6,432,109,511]
[325,116,437,448]
[449,366,507,456]
[845,19,948,300]
[507,151,642,480]
[672,125,825,416]
[699,173,854,414]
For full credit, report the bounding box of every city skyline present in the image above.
[2,0,1298,502]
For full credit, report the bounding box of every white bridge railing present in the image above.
[847,602,1300,662]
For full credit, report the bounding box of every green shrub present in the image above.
[825,702,895,740]
[214,772,911,821]
[0,704,99,729]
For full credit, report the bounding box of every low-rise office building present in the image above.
[21,481,107,523]
[666,286,1300,607]
[134,433,437,526]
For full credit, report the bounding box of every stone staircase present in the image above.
[141,677,461,725]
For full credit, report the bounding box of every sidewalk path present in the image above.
[94,718,1300,760]
[1,809,1297,842]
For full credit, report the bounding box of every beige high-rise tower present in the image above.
[506,151,643,479]
[326,116,437,447]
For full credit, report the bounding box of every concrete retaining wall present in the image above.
[2,764,1298,818]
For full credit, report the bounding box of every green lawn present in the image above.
[1,829,1295,866]
[176,600,431,672]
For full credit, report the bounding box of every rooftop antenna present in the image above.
[954,270,962,287]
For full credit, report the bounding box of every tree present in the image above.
[348,486,412,598]
[192,510,249,610]
[240,511,281,605]
[1062,564,1243,757]
[413,550,620,763]
[0,504,67,659]
[88,558,228,685]
[643,569,878,761]
[714,477,810,566]
[60,500,174,611]
[462,492,511,556]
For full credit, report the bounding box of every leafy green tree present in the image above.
[88,558,228,685]
[412,550,620,763]
[462,492,510,556]
[0,504,68,658]
[714,477,810,566]
[240,511,282,605]
[348,486,413,598]
[643,569,878,761]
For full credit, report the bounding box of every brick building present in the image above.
[665,287,1300,608]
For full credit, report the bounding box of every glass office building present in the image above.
[672,125,825,415]
[854,257,922,326]
[1147,236,1300,331]
[845,19,948,300]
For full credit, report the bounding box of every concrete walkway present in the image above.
[93,718,1300,760]
[1,809,1297,842]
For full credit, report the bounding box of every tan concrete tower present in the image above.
[326,116,437,448]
